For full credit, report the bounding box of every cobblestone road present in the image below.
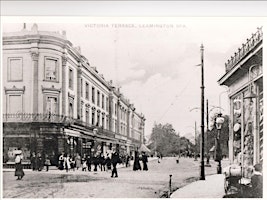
[3,157,229,198]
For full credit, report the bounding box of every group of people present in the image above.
[133,151,149,171]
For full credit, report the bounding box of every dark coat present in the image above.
[111,152,119,165]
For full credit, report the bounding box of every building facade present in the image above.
[218,27,263,178]
[2,24,145,165]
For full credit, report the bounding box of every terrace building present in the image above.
[2,24,145,166]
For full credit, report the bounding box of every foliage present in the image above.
[148,122,194,157]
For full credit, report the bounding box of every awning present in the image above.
[138,144,151,153]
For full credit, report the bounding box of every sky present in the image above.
[2,17,265,143]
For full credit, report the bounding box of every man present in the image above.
[111,150,119,178]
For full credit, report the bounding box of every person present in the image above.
[93,154,98,172]
[64,154,71,172]
[30,152,37,171]
[111,150,119,178]
[99,153,105,171]
[142,152,148,171]
[125,154,130,167]
[14,150,24,180]
[86,155,92,172]
[58,152,64,170]
[133,151,141,171]
[105,154,112,172]
[75,153,81,171]
[36,152,43,171]
[44,154,51,171]
[250,163,263,198]
[157,153,161,163]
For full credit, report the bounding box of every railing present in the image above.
[3,113,74,124]
[225,27,263,72]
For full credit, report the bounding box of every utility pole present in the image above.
[200,44,205,180]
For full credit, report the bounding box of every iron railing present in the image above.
[225,27,263,72]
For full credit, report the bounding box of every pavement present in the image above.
[171,173,225,198]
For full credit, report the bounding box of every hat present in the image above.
[14,150,22,155]
[234,123,241,132]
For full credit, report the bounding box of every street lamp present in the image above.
[215,113,224,174]
[244,64,258,102]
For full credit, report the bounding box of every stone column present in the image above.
[62,55,68,116]
[31,51,39,114]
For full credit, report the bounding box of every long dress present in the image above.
[15,155,25,178]
[133,152,141,171]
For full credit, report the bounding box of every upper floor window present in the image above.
[45,57,58,81]
[92,87,95,103]
[102,94,104,109]
[69,68,73,89]
[85,82,89,100]
[97,91,100,106]
[80,79,83,97]
[106,97,109,112]
[69,102,73,118]
[46,97,58,115]
[115,103,117,115]
[8,57,23,81]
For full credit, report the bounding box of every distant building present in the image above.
[2,24,145,165]
[218,27,263,177]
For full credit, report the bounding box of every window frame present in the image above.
[44,57,59,82]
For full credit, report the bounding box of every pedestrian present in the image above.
[100,153,105,171]
[86,155,92,171]
[105,154,112,172]
[125,154,130,167]
[93,154,98,172]
[142,152,148,171]
[14,150,24,180]
[64,154,71,172]
[36,152,43,171]
[75,153,81,171]
[157,153,161,163]
[133,151,141,171]
[70,156,75,171]
[111,150,119,178]
[30,152,37,171]
[58,152,64,170]
[44,154,51,171]
[250,163,263,198]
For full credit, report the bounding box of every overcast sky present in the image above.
[2,17,264,142]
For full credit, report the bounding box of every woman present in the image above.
[75,153,81,170]
[14,150,24,180]
[133,151,141,171]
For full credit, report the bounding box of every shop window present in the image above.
[8,57,23,81]
[44,57,58,81]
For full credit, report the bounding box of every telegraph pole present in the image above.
[200,44,205,180]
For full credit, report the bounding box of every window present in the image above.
[85,82,89,99]
[106,97,109,112]
[69,102,73,118]
[102,94,104,109]
[97,114,100,126]
[9,95,23,114]
[106,118,109,130]
[92,111,95,125]
[102,116,105,129]
[45,57,58,81]
[86,110,89,124]
[80,103,83,120]
[115,103,117,115]
[46,97,58,115]
[80,79,83,97]
[69,68,73,89]
[97,90,100,106]
[92,87,95,103]
[8,57,23,81]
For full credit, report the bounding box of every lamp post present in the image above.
[215,113,224,174]
[200,44,205,180]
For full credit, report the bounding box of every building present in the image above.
[218,27,263,177]
[2,24,145,165]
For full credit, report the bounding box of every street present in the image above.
[3,157,229,198]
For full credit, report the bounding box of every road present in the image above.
[3,157,229,198]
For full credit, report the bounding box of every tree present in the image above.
[148,122,194,157]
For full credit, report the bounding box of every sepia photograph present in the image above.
[1,13,265,198]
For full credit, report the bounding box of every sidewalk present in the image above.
[171,174,225,198]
